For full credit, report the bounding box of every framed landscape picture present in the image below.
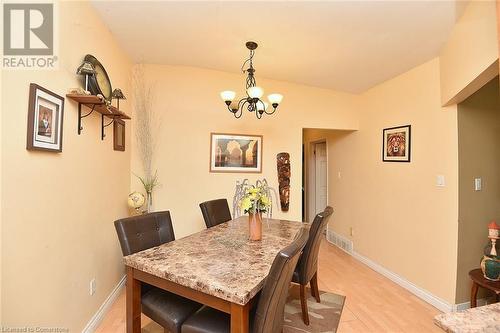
[210,133,262,173]
[26,83,64,152]
[383,125,411,162]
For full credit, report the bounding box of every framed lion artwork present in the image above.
[382,125,411,162]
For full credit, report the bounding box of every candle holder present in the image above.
[112,88,126,109]
[76,60,96,93]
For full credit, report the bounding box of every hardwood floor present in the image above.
[96,239,443,332]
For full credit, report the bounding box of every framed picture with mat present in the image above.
[26,83,65,152]
[113,118,125,151]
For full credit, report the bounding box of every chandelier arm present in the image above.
[233,103,245,119]
[233,108,243,119]
[241,98,254,114]
[263,107,277,115]
[238,97,248,109]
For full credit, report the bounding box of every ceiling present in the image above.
[91,1,467,94]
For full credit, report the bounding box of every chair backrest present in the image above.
[199,199,232,228]
[114,211,176,256]
[252,227,309,333]
[295,206,334,284]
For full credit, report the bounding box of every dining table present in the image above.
[124,215,308,333]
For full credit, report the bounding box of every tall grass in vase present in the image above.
[133,66,161,212]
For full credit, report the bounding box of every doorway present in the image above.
[314,142,328,215]
[303,138,328,222]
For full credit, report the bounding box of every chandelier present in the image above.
[220,41,283,119]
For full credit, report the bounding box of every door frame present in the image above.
[306,139,328,223]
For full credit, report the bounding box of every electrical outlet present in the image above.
[338,171,342,179]
[90,278,96,296]
[350,227,354,236]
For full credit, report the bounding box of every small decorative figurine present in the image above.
[112,88,126,109]
[127,191,146,214]
[488,221,500,239]
[276,152,290,212]
[480,221,500,281]
[76,60,96,93]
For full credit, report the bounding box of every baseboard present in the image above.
[453,296,496,311]
[351,250,454,312]
[325,230,455,313]
[82,275,126,333]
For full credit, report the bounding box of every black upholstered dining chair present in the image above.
[181,227,310,333]
[114,211,202,333]
[199,198,232,228]
[293,206,334,325]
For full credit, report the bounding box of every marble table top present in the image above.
[124,216,307,305]
[434,303,500,333]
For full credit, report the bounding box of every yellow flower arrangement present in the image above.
[240,185,271,214]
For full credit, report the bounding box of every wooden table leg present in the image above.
[127,266,141,333]
[470,281,479,308]
[230,302,250,333]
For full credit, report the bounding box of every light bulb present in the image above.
[220,90,236,102]
[247,86,264,99]
[267,93,283,105]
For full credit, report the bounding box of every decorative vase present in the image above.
[248,212,263,241]
[146,191,153,213]
[481,255,500,281]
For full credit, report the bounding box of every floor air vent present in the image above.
[326,228,353,254]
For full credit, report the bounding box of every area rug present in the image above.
[283,285,345,333]
[142,286,345,333]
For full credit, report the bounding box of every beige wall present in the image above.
[440,0,499,106]
[456,77,500,303]
[308,59,459,304]
[0,49,3,326]
[130,65,360,238]
[498,0,500,66]
[1,1,132,331]
[498,0,500,77]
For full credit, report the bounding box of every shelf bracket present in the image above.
[77,103,96,135]
[101,114,116,140]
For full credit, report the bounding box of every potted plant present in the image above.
[240,185,271,241]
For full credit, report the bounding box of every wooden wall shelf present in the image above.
[66,94,131,140]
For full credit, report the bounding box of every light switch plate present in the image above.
[475,178,482,191]
[90,278,96,296]
[436,175,445,187]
